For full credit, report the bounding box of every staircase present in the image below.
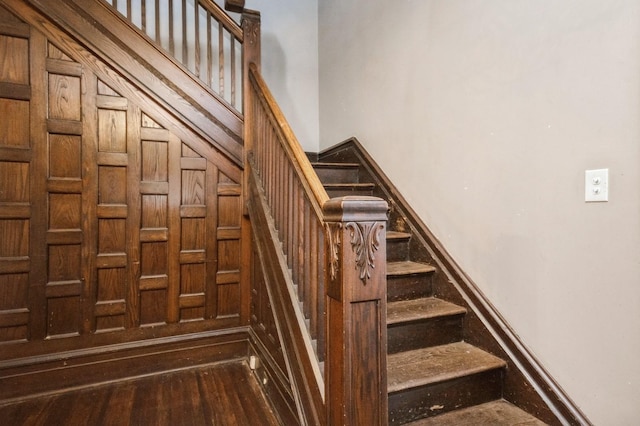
[312,157,547,425]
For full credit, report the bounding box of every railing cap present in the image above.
[323,196,389,223]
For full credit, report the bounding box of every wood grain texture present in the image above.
[0,361,280,426]
[0,1,245,364]
[407,400,547,426]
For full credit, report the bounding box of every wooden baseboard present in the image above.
[0,327,251,404]
[248,327,299,426]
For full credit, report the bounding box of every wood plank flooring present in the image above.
[0,360,281,426]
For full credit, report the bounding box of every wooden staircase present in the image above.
[312,159,547,425]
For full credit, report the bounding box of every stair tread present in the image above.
[323,182,375,188]
[311,162,359,169]
[387,261,436,276]
[387,342,506,393]
[387,297,466,325]
[386,231,411,240]
[403,399,547,425]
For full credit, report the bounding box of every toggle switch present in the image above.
[585,169,608,202]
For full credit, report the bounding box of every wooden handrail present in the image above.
[248,63,329,217]
[246,58,389,425]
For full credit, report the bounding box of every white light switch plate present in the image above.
[585,169,608,202]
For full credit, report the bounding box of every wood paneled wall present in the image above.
[0,4,245,360]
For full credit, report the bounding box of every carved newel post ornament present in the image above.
[323,196,389,426]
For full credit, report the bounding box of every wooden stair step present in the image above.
[387,298,466,352]
[322,182,375,190]
[387,297,466,326]
[387,261,436,301]
[403,400,547,425]
[386,231,412,262]
[387,261,435,277]
[313,162,360,184]
[311,162,360,169]
[387,231,412,241]
[387,342,506,394]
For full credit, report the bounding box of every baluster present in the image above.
[291,180,299,283]
[168,0,174,56]
[218,25,224,99]
[154,0,160,44]
[194,2,200,78]
[230,36,236,107]
[127,0,132,20]
[206,12,212,88]
[297,188,305,303]
[287,168,294,267]
[315,217,325,362]
[306,207,316,336]
[302,201,316,322]
[141,0,146,34]
[181,0,187,68]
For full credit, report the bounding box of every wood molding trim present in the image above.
[319,137,593,426]
[0,328,251,404]
[247,327,299,426]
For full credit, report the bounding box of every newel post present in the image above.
[324,196,389,425]
[241,10,260,214]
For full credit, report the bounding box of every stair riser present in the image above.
[387,275,432,302]
[387,315,464,354]
[314,167,359,184]
[386,239,410,262]
[325,188,374,198]
[388,369,503,425]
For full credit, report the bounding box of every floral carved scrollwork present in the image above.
[325,223,342,281]
[345,221,384,284]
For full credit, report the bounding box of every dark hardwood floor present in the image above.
[0,360,281,426]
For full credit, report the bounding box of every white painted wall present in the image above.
[229,0,320,151]
[318,1,640,424]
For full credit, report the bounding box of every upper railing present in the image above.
[102,0,243,113]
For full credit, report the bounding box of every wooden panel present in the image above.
[48,193,81,229]
[0,35,29,85]
[98,108,127,152]
[49,134,81,178]
[48,244,81,282]
[0,161,29,202]
[0,6,244,360]
[98,219,126,253]
[141,195,167,228]
[0,99,29,147]
[142,140,168,182]
[98,166,127,204]
[48,74,80,120]
[0,219,29,256]
[0,273,29,310]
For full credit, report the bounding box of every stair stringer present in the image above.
[318,137,592,426]
[6,0,244,167]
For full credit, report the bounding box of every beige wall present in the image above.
[319,0,640,424]
[243,0,320,151]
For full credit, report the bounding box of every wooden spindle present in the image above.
[194,2,200,78]
[141,0,146,34]
[218,26,224,98]
[206,12,212,88]
[168,0,174,56]
[154,0,160,44]
[181,0,187,68]
[230,36,236,107]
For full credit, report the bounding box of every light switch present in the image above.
[585,169,608,202]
